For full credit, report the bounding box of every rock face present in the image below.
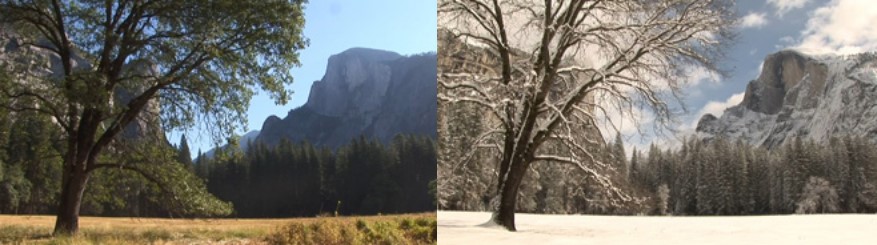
[306,48,400,118]
[256,48,437,148]
[696,50,877,148]
[1,26,162,141]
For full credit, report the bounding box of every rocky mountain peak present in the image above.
[256,48,437,148]
[740,50,830,115]
[261,115,282,131]
[305,48,401,118]
[696,50,877,148]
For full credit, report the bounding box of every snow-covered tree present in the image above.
[796,177,839,214]
[842,137,877,212]
[657,184,670,215]
[748,147,770,214]
[630,148,640,184]
[673,137,698,214]
[438,0,735,230]
[696,142,718,214]
[611,133,627,178]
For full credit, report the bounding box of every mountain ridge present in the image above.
[251,47,437,149]
[696,49,877,148]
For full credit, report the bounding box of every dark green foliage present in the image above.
[82,145,233,218]
[0,165,31,214]
[177,134,194,170]
[200,135,437,217]
[428,180,437,207]
[0,111,62,214]
[0,111,231,218]
[630,136,877,215]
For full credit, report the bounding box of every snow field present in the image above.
[438,211,877,245]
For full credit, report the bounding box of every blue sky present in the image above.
[171,0,438,154]
[627,0,877,151]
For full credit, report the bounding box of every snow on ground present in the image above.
[438,211,877,244]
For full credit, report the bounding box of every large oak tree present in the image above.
[0,0,307,235]
[439,0,735,231]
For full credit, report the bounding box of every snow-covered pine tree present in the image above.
[674,138,699,214]
[612,133,628,179]
[768,147,785,213]
[844,137,877,212]
[826,137,851,210]
[735,140,752,214]
[795,176,839,214]
[657,184,670,215]
[748,147,771,214]
[630,149,640,185]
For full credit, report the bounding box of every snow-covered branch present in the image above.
[438,0,735,228]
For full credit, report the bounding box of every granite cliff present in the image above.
[697,50,877,148]
[255,48,437,148]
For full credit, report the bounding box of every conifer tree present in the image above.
[177,134,194,170]
[674,138,698,214]
[630,149,640,185]
[612,133,628,178]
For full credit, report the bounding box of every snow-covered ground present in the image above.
[439,211,877,244]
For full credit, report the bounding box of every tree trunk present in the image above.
[492,156,530,231]
[53,169,89,236]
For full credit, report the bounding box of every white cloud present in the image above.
[684,66,721,86]
[698,93,745,119]
[623,92,746,154]
[775,36,797,50]
[685,92,745,130]
[795,0,877,54]
[739,12,768,29]
[768,0,810,16]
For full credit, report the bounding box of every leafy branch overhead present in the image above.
[1,0,307,145]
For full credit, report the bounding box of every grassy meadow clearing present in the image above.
[0,213,436,245]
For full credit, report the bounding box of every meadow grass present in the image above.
[264,213,437,245]
[0,213,436,244]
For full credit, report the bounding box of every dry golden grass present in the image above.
[265,213,436,245]
[0,213,436,245]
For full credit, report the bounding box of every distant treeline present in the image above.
[0,107,436,218]
[196,135,437,218]
[632,136,877,215]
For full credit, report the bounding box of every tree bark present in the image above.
[492,156,530,231]
[53,166,90,235]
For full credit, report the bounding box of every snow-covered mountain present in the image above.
[696,49,877,148]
